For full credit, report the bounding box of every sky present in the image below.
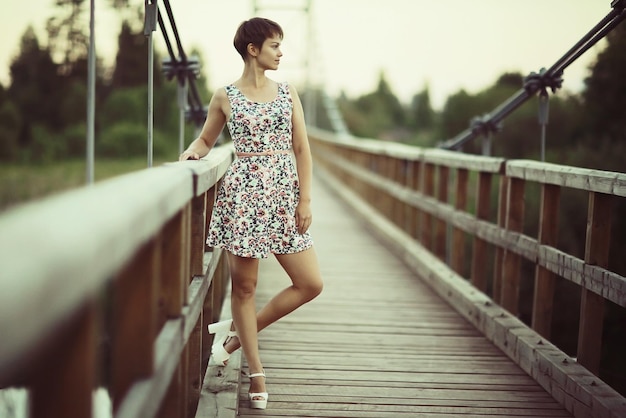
[0,0,615,110]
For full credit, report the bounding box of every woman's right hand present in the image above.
[179,150,200,161]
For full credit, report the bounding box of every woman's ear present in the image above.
[247,43,258,58]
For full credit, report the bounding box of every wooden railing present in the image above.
[0,144,234,418]
[310,128,626,418]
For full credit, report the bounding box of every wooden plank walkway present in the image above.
[230,174,573,417]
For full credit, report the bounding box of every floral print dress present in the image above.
[206,82,313,258]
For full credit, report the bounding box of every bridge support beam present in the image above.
[532,184,561,338]
[577,192,612,375]
[500,177,525,316]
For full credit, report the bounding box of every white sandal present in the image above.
[207,319,238,366]
[248,371,268,410]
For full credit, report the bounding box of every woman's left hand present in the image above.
[295,201,312,234]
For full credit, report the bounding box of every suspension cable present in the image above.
[153,0,206,130]
[161,0,188,63]
[157,12,177,61]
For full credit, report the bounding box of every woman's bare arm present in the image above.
[289,84,313,234]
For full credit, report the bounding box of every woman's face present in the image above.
[256,35,283,70]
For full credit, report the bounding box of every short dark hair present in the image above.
[233,17,283,60]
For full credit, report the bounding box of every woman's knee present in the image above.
[230,272,258,299]
[302,276,323,301]
[228,254,259,300]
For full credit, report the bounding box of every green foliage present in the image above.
[410,84,435,131]
[100,87,147,127]
[583,22,626,144]
[61,123,88,158]
[188,47,213,104]
[0,98,21,161]
[112,21,160,89]
[341,71,408,140]
[45,0,89,76]
[29,123,67,162]
[98,121,177,160]
[60,80,87,127]
[98,122,147,158]
[9,27,64,138]
[438,89,475,141]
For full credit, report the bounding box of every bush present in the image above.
[98,122,147,158]
[61,123,87,158]
[100,87,146,127]
[30,124,66,162]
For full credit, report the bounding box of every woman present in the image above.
[179,17,323,410]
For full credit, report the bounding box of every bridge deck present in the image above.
[231,174,572,417]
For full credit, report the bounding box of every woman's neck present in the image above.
[240,64,268,89]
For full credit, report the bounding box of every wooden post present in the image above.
[354,151,363,196]
[386,156,395,219]
[451,169,468,274]
[406,160,421,240]
[410,160,422,240]
[532,184,560,338]
[366,153,376,209]
[493,175,509,303]
[161,212,185,324]
[434,165,449,260]
[421,163,435,250]
[191,194,207,276]
[500,177,525,316]
[187,315,204,416]
[394,159,406,229]
[201,283,212,377]
[158,357,182,418]
[111,235,160,411]
[182,345,190,417]
[183,202,192,286]
[31,300,97,418]
[384,156,394,220]
[470,172,492,292]
[577,192,612,375]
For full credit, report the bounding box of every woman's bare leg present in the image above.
[258,247,323,328]
[227,252,265,395]
[224,247,323,353]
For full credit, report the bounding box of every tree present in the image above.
[8,27,63,148]
[0,83,21,161]
[583,21,626,144]
[111,21,156,89]
[495,72,523,89]
[350,71,407,139]
[438,89,475,142]
[372,71,405,127]
[410,84,434,131]
[46,0,89,78]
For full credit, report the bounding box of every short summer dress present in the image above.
[206,82,313,258]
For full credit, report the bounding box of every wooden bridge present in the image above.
[0,130,625,418]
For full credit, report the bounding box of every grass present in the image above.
[0,158,170,212]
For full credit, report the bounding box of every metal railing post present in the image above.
[86,0,96,184]
[177,77,187,155]
[538,90,550,162]
[144,0,158,168]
